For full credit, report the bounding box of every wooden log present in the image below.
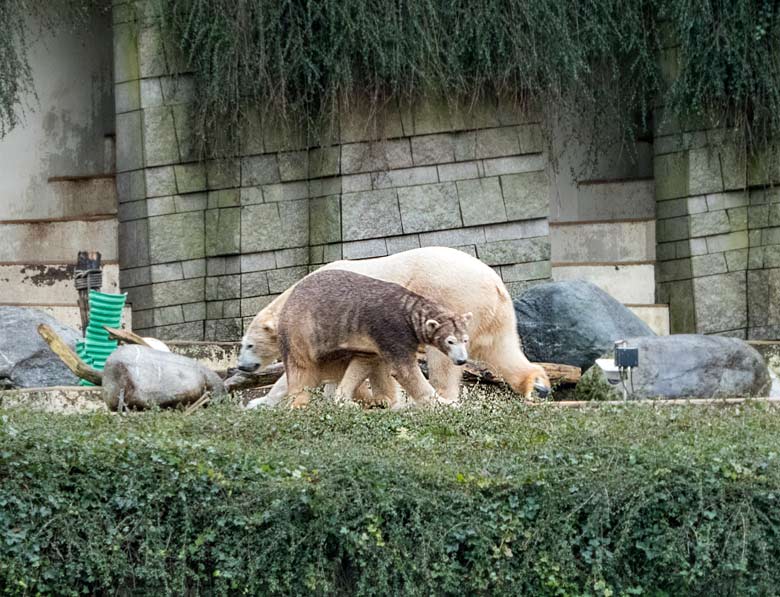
[37,323,103,386]
[222,359,580,393]
[103,326,152,348]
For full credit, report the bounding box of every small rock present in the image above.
[514,280,654,371]
[576,334,771,400]
[0,307,80,388]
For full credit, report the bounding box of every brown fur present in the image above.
[278,270,471,407]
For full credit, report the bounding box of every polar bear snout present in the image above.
[237,338,262,372]
[446,341,469,366]
[533,379,550,398]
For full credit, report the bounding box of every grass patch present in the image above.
[2,392,780,595]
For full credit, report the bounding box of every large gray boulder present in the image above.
[102,345,225,410]
[514,280,654,371]
[0,307,80,388]
[576,335,772,400]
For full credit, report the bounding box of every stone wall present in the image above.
[653,33,779,339]
[113,3,552,341]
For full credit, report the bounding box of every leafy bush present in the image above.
[2,395,780,595]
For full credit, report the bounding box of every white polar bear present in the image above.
[237,246,550,407]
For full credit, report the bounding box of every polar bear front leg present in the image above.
[425,346,463,403]
[393,362,438,407]
[286,366,321,408]
[245,373,289,409]
[334,357,375,405]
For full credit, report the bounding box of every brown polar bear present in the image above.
[238,246,550,407]
[278,269,472,408]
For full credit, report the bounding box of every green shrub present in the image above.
[2,397,780,595]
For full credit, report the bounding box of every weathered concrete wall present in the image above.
[0,7,118,327]
[114,3,553,341]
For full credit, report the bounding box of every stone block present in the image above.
[275,247,309,268]
[342,239,388,260]
[267,266,308,294]
[691,253,727,277]
[454,132,476,161]
[385,234,421,254]
[175,163,207,194]
[419,226,485,248]
[143,106,179,167]
[705,191,748,211]
[308,177,342,198]
[151,262,183,283]
[152,278,205,307]
[516,124,544,154]
[116,111,144,172]
[119,219,149,269]
[342,174,372,193]
[138,26,167,78]
[765,246,780,268]
[116,170,146,203]
[308,245,325,264]
[689,210,730,237]
[241,271,269,297]
[205,208,240,256]
[182,302,206,322]
[139,78,163,108]
[147,196,175,216]
[654,152,689,200]
[309,196,342,245]
[205,319,243,342]
[719,143,747,190]
[145,166,177,197]
[687,196,708,214]
[149,211,204,263]
[725,248,748,271]
[262,181,309,203]
[484,219,548,242]
[241,201,308,252]
[125,284,154,311]
[727,207,747,232]
[159,75,195,105]
[500,260,551,282]
[240,251,275,273]
[208,189,240,209]
[278,151,308,181]
[656,242,676,261]
[411,134,455,165]
[239,187,263,206]
[154,305,184,326]
[663,279,696,334]
[118,200,147,222]
[476,237,550,266]
[153,322,204,342]
[341,140,413,174]
[693,271,747,334]
[173,193,207,213]
[748,205,769,229]
[482,155,545,177]
[206,275,241,301]
[675,240,692,258]
[411,96,458,135]
[656,198,687,219]
[207,159,240,190]
[241,155,280,186]
[453,245,478,257]
[113,22,140,83]
[241,295,277,317]
[763,227,780,245]
[501,171,549,220]
[689,237,708,256]
[323,243,343,262]
[705,231,749,253]
[689,147,724,196]
[182,259,206,279]
[658,258,692,283]
[475,127,521,159]
[341,189,402,241]
[309,147,341,178]
[770,205,780,227]
[397,183,461,233]
[371,166,438,189]
[748,247,765,269]
[438,161,480,182]
[115,80,140,114]
[120,266,151,288]
[340,101,404,142]
[457,177,507,226]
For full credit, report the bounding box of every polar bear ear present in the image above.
[462,312,473,323]
[262,321,275,333]
[425,319,441,332]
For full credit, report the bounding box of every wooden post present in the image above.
[75,251,102,335]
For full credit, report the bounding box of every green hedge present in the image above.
[2,396,780,595]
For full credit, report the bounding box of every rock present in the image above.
[0,307,80,388]
[514,280,655,371]
[102,345,225,410]
[576,335,771,400]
